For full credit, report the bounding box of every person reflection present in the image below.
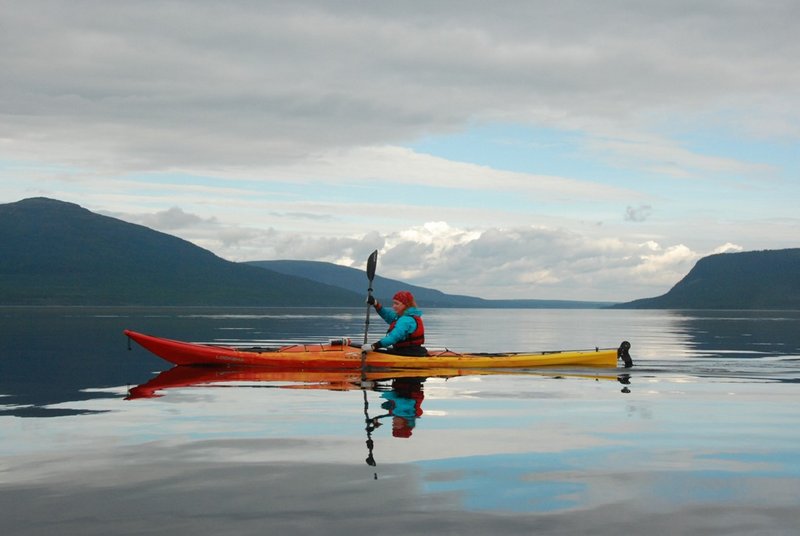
[373,378,425,438]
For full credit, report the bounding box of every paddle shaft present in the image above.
[361,250,379,372]
[362,288,373,348]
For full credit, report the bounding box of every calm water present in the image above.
[1,307,799,535]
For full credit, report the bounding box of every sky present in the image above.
[1,0,798,301]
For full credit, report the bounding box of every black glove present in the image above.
[366,295,376,305]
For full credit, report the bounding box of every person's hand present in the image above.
[366,295,376,306]
[361,344,373,352]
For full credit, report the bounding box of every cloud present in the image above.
[625,205,653,222]
[123,206,217,231]
[711,242,744,255]
[373,228,725,301]
[123,214,708,301]
[631,243,700,285]
[269,212,335,221]
[587,133,777,180]
[105,203,751,301]
[106,207,258,249]
[1,1,797,174]
[3,2,796,301]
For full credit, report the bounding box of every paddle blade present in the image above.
[366,250,378,281]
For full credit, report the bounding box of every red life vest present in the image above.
[388,315,425,348]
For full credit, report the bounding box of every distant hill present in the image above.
[248,260,613,308]
[613,249,800,309]
[0,198,362,306]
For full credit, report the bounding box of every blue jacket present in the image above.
[376,305,423,348]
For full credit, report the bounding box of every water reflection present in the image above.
[374,378,425,438]
[127,366,435,400]
[618,373,632,393]
[127,366,622,401]
[659,309,800,360]
[4,306,799,417]
[364,378,426,477]
[128,366,434,476]
[3,307,800,534]
[125,365,628,477]
[127,367,425,479]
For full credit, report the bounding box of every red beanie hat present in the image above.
[393,291,415,306]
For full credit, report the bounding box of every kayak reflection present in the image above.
[127,366,621,400]
[127,366,442,400]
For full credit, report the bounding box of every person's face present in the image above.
[392,299,407,315]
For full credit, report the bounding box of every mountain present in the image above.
[613,249,800,309]
[247,260,613,308]
[0,197,362,306]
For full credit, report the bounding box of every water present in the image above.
[1,307,799,535]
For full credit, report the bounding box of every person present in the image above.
[361,290,427,356]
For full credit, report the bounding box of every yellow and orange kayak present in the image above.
[124,330,628,369]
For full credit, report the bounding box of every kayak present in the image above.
[124,330,631,369]
[126,364,621,399]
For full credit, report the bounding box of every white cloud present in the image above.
[588,133,776,180]
[171,144,639,201]
[2,1,798,302]
[127,206,217,231]
[631,244,699,286]
[711,242,744,255]
[111,204,726,300]
[625,205,653,223]
[1,1,797,174]
[98,197,782,301]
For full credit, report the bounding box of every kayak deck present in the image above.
[124,330,627,369]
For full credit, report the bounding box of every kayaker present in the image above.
[362,290,427,356]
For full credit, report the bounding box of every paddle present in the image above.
[361,250,379,377]
[360,250,379,478]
